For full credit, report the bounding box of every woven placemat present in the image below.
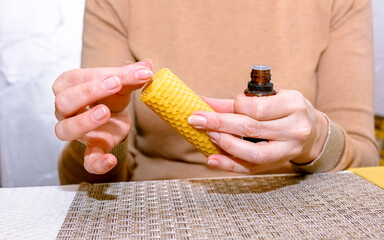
[57,172,384,239]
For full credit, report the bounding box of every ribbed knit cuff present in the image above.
[109,137,128,162]
[291,114,345,173]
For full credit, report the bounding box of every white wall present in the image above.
[0,0,382,187]
[0,0,85,187]
[373,0,384,115]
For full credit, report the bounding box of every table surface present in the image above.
[0,185,78,240]
[0,168,383,240]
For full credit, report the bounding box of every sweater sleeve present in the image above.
[58,0,135,184]
[315,0,378,171]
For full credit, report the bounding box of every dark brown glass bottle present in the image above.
[243,65,276,143]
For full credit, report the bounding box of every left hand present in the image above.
[53,60,153,174]
[188,90,329,173]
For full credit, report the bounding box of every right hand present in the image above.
[53,60,153,174]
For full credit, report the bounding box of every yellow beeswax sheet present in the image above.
[349,166,384,189]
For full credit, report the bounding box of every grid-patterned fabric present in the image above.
[57,173,384,239]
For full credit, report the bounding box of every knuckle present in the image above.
[113,111,132,135]
[296,101,307,112]
[53,69,78,94]
[291,91,307,110]
[81,83,97,100]
[233,94,244,112]
[54,94,66,114]
[219,136,234,153]
[52,72,67,94]
[235,95,267,119]
[289,89,302,98]
[85,133,114,151]
[83,161,95,174]
[119,65,132,76]
[211,114,225,131]
[252,101,267,119]
[52,81,60,95]
[290,144,303,156]
[118,65,141,82]
[228,161,236,172]
[69,68,84,81]
[54,110,62,121]
[296,121,312,141]
[74,115,89,133]
[253,151,266,165]
[251,148,269,165]
[241,119,260,137]
[106,138,116,149]
[55,123,66,141]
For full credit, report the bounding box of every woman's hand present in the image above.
[53,60,153,174]
[188,90,329,173]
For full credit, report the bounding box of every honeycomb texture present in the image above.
[140,68,221,157]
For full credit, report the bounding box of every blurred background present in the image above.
[0,0,383,187]
[0,0,85,187]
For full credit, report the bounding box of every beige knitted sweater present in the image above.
[59,0,378,184]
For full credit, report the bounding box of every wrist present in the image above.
[292,111,329,165]
[290,114,345,173]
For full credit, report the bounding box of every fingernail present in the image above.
[207,131,220,140]
[102,76,121,90]
[92,106,107,121]
[104,158,114,168]
[207,159,219,167]
[135,69,153,81]
[188,116,207,128]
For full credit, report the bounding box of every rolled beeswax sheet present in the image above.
[140,68,222,157]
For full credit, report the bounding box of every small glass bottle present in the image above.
[243,65,276,143]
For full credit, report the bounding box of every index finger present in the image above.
[234,90,302,120]
[201,97,234,113]
[52,60,153,95]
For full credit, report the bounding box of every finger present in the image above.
[188,111,285,140]
[55,104,110,141]
[206,131,291,164]
[200,97,234,113]
[136,59,153,69]
[234,90,304,120]
[55,76,122,118]
[52,59,153,95]
[84,146,117,174]
[207,154,287,173]
[91,60,153,112]
[54,60,153,115]
[55,108,63,121]
[207,154,254,173]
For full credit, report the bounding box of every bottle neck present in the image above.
[244,65,276,96]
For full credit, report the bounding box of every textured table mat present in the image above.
[57,172,384,239]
